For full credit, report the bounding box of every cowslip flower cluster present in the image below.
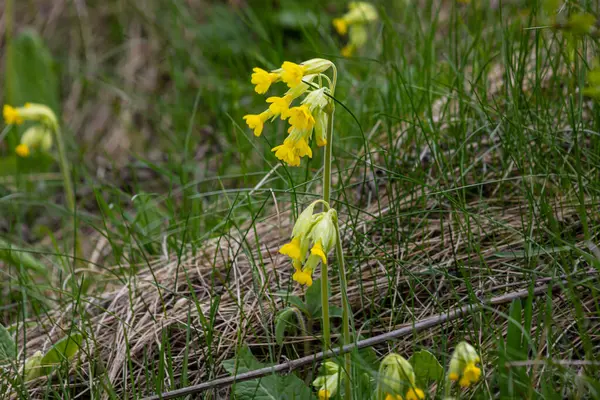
[3,103,57,157]
[332,2,378,57]
[279,201,337,287]
[376,354,425,400]
[243,59,335,166]
[447,342,482,388]
[313,361,342,400]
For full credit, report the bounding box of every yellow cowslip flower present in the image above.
[447,342,482,388]
[313,361,342,399]
[318,389,330,400]
[16,144,30,158]
[244,59,334,166]
[243,110,274,136]
[266,95,293,119]
[16,125,54,158]
[280,236,302,259]
[384,394,402,400]
[377,354,425,400]
[333,2,378,36]
[3,103,58,129]
[288,105,315,132]
[281,59,333,88]
[280,203,337,286]
[405,388,425,400]
[341,45,355,58]
[4,105,24,125]
[251,67,280,94]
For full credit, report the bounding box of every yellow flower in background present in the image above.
[318,389,330,400]
[3,103,58,129]
[447,341,482,388]
[3,105,24,125]
[313,361,342,399]
[14,125,54,157]
[16,144,30,158]
[251,67,280,94]
[406,388,425,400]
[333,2,378,57]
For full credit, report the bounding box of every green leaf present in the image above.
[222,346,315,400]
[0,238,47,275]
[5,29,60,112]
[275,307,297,345]
[41,333,83,369]
[305,278,323,318]
[24,351,44,381]
[0,323,16,363]
[506,299,523,360]
[409,350,444,385]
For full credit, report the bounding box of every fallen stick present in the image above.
[143,280,565,400]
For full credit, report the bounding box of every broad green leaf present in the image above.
[0,238,47,275]
[409,350,444,385]
[41,333,83,368]
[0,323,16,362]
[24,351,44,381]
[5,29,60,113]
[275,307,297,345]
[305,278,323,318]
[222,346,315,400]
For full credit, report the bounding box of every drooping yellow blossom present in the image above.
[266,95,293,119]
[341,45,355,58]
[281,61,307,88]
[243,110,274,136]
[288,105,315,131]
[318,389,330,400]
[243,59,334,166]
[311,240,327,264]
[384,394,402,400]
[280,236,302,260]
[313,361,342,399]
[333,18,348,35]
[16,144,30,158]
[333,2,378,57]
[376,354,425,400]
[251,67,279,94]
[3,105,24,125]
[279,202,338,286]
[447,342,482,389]
[405,388,425,400]
[3,103,58,129]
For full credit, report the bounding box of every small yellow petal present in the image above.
[311,240,327,264]
[16,144,30,158]
[280,237,302,260]
[463,363,481,383]
[3,105,24,125]
[448,372,459,381]
[333,18,348,35]
[406,388,424,400]
[292,269,313,286]
[459,377,471,388]
[318,389,330,400]
[251,67,278,94]
[281,61,306,89]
